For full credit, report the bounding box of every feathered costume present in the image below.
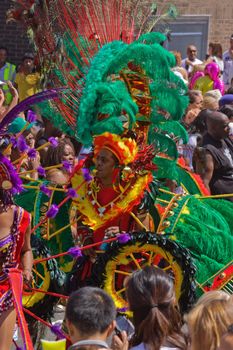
[2,0,233,347]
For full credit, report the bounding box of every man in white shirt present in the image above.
[223,34,233,91]
[181,45,203,76]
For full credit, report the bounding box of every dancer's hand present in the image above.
[23,269,33,290]
[104,226,120,238]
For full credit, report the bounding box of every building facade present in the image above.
[0,0,233,65]
[172,0,233,48]
[0,0,31,65]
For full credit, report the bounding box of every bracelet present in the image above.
[23,268,32,273]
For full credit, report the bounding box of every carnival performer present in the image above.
[71,132,154,250]
[0,154,32,350]
[189,62,224,95]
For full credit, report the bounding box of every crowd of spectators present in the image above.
[58,267,233,350]
[1,34,233,350]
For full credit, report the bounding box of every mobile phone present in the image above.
[115,315,135,340]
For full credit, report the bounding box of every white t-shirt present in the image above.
[210,56,224,73]
[181,57,203,73]
[223,50,233,89]
[130,342,180,350]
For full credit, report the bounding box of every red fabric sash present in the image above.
[15,209,30,263]
[8,268,33,350]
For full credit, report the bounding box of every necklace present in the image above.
[87,178,133,217]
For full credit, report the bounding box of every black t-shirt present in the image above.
[202,133,233,201]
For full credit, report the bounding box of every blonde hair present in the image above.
[195,290,230,306]
[203,95,219,110]
[187,296,233,350]
[204,89,222,101]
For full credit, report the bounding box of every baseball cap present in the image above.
[219,94,233,107]
[23,52,34,61]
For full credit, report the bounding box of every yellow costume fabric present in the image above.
[15,72,41,101]
[193,75,214,95]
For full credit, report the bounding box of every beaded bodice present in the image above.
[0,207,21,282]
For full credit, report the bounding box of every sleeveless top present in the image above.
[202,133,233,201]
[0,206,30,316]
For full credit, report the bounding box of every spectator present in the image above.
[206,42,224,74]
[181,45,202,76]
[203,89,222,110]
[43,138,75,184]
[171,51,188,84]
[202,95,219,111]
[219,104,233,120]
[219,94,233,108]
[227,86,233,94]
[0,81,18,122]
[191,62,224,96]
[113,266,187,350]
[219,324,233,350]
[192,109,212,174]
[204,89,222,100]
[15,53,41,102]
[223,34,233,91]
[181,90,203,130]
[35,115,63,160]
[219,104,233,140]
[65,287,116,350]
[198,111,233,201]
[0,47,16,104]
[7,117,40,180]
[186,294,233,350]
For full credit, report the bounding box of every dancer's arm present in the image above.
[21,224,33,282]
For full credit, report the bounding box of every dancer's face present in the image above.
[62,144,75,166]
[96,148,116,181]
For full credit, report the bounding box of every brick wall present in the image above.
[167,0,233,51]
[0,0,31,66]
[1,0,233,63]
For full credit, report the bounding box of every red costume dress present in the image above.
[0,206,30,316]
[86,181,137,243]
[71,170,152,245]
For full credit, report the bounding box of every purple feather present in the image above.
[68,246,83,258]
[117,233,131,244]
[51,323,66,340]
[82,168,92,182]
[37,166,46,177]
[46,204,59,218]
[117,307,129,312]
[27,110,37,123]
[48,137,58,148]
[0,88,66,131]
[0,154,23,194]
[66,187,78,198]
[62,160,73,173]
[10,136,17,148]
[17,135,28,153]
[40,184,52,197]
[27,148,37,159]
